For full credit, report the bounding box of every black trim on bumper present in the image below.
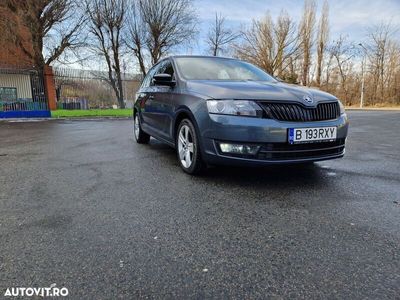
[257,139,345,160]
[214,139,346,162]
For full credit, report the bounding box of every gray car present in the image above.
[133,56,349,174]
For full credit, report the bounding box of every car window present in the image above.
[154,60,175,80]
[141,60,176,88]
[174,57,277,82]
[141,62,163,89]
[159,61,175,79]
[149,61,168,86]
[141,68,155,89]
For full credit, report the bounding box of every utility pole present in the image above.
[358,43,367,108]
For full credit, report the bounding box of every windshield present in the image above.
[174,57,277,82]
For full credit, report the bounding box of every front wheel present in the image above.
[176,119,205,175]
[134,112,150,144]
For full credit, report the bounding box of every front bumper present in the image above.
[199,113,349,166]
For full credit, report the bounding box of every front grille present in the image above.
[257,139,345,161]
[259,101,340,122]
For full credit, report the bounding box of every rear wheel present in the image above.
[176,119,205,174]
[134,112,150,144]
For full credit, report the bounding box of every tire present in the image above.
[176,118,205,175]
[134,112,150,144]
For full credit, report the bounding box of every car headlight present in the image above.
[206,100,263,117]
[338,100,345,114]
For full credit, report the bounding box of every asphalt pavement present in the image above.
[0,111,399,299]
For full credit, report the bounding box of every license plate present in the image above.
[288,127,337,144]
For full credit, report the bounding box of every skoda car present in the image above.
[133,56,349,174]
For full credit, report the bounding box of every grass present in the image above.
[51,109,132,118]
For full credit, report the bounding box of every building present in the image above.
[0,2,51,118]
[0,2,35,68]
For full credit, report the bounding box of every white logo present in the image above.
[4,286,68,297]
[303,95,314,104]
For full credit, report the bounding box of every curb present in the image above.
[0,117,132,122]
[53,116,132,120]
[0,118,54,122]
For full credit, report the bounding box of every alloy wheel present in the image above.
[177,125,194,168]
[134,114,140,140]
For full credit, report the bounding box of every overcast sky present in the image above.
[187,0,400,54]
[75,0,399,71]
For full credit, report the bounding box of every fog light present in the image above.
[219,143,260,155]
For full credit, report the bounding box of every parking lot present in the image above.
[0,111,399,299]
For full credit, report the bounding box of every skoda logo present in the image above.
[303,95,314,104]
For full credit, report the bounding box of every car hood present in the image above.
[186,80,337,104]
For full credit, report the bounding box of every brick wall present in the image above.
[0,3,34,68]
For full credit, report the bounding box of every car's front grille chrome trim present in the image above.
[259,101,340,122]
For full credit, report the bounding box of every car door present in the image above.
[138,63,161,134]
[149,60,176,142]
[137,60,176,142]
[157,59,178,143]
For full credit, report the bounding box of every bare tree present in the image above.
[235,14,275,74]
[385,42,400,104]
[126,0,147,76]
[6,0,86,68]
[324,45,335,87]
[43,5,87,66]
[366,23,398,104]
[126,0,197,76]
[206,13,240,56]
[235,10,300,79]
[328,35,356,105]
[86,0,126,108]
[299,0,316,86]
[316,0,329,86]
[274,10,301,79]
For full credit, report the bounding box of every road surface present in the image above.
[0,111,399,299]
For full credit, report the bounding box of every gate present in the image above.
[0,68,50,118]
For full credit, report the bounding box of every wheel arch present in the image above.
[173,107,206,173]
[174,108,197,139]
[173,107,204,152]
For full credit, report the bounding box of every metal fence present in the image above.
[0,66,142,117]
[53,67,142,109]
[0,68,50,118]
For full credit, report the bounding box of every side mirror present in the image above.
[153,73,176,87]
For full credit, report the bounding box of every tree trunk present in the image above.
[302,52,310,86]
[316,45,325,86]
